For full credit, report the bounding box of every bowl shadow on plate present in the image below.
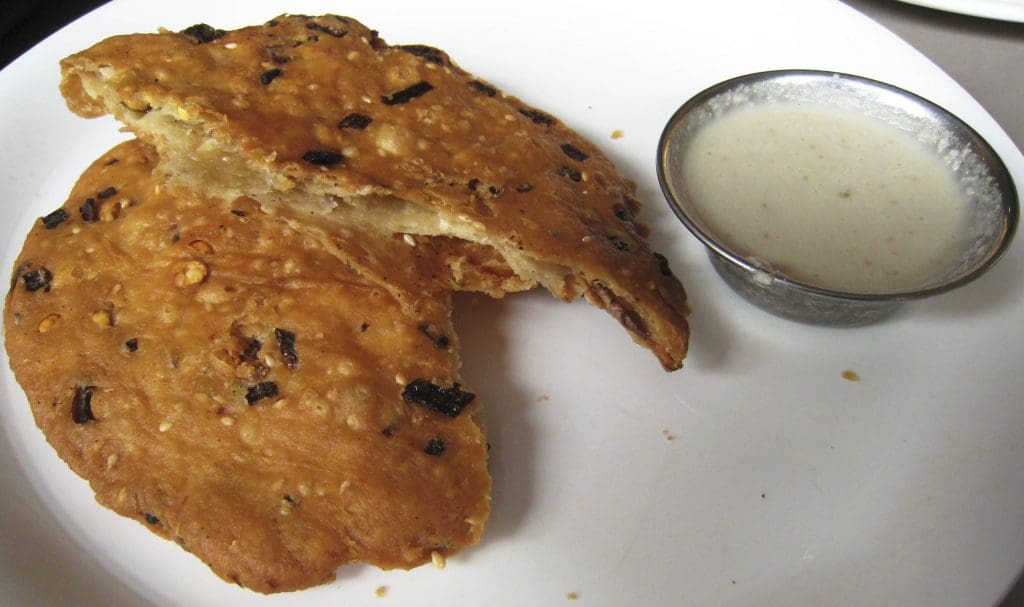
[451,292,536,548]
[914,246,1024,319]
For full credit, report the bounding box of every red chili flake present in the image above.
[259,68,283,85]
[417,324,450,350]
[401,379,475,418]
[230,209,247,217]
[125,338,139,352]
[381,81,434,105]
[469,80,497,97]
[424,438,446,456]
[360,322,370,332]
[467,178,481,191]
[180,23,225,44]
[144,513,161,526]
[560,143,589,161]
[382,425,396,437]
[397,44,446,65]
[515,183,534,193]
[270,54,291,64]
[40,208,69,229]
[518,107,555,125]
[591,281,652,340]
[96,186,118,200]
[275,328,299,370]
[240,338,261,362]
[305,21,347,38]
[302,150,344,166]
[72,385,95,424]
[557,166,582,182]
[22,268,52,292]
[653,253,673,277]
[103,158,119,166]
[80,198,98,222]
[338,113,372,130]
[245,381,278,405]
[613,205,633,221]
[368,29,386,50]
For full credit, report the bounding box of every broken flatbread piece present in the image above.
[59,13,690,369]
[4,139,490,593]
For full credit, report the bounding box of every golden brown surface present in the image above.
[4,140,489,593]
[60,14,690,369]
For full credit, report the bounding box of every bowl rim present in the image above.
[655,68,1020,303]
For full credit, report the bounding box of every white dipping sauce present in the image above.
[681,102,969,293]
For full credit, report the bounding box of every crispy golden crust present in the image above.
[60,14,689,369]
[4,140,489,593]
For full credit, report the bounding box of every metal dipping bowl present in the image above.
[656,70,1019,325]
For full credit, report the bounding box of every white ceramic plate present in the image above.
[2,1,1023,605]
[894,0,1024,22]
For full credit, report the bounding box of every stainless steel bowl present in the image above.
[656,70,1019,325]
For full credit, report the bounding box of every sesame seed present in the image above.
[224,42,238,49]
[91,310,113,328]
[37,313,61,333]
[376,585,389,598]
[339,479,352,494]
[220,416,235,426]
[106,454,119,468]
[159,421,173,432]
[403,234,416,247]
[173,260,208,287]
[430,550,446,570]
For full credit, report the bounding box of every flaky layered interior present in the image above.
[79,75,579,298]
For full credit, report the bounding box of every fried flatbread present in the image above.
[4,140,489,593]
[59,14,690,369]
